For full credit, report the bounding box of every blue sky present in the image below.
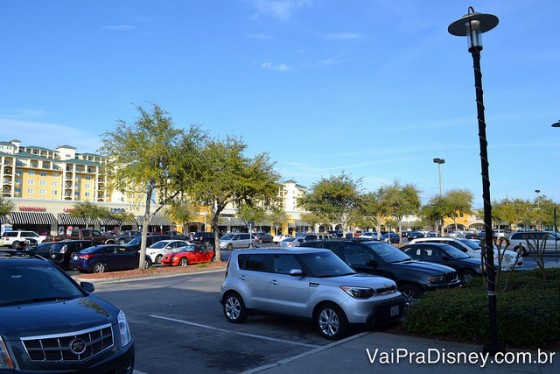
[1,0,559,208]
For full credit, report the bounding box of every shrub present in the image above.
[403,269,560,348]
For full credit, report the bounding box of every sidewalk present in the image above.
[243,331,559,374]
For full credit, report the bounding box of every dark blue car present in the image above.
[70,244,148,273]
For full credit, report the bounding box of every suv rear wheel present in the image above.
[400,284,423,306]
[223,292,247,323]
[315,303,349,340]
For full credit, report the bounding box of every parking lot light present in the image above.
[448,6,500,355]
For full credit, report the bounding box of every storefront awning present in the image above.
[57,214,87,226]
[10,212,57,225]
[140,215,172,227]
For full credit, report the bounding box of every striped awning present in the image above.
[140,215,172,226]
[9,212,57,225]
[57,213,87,226]
[0,215,10,224]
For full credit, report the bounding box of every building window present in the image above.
[27,188,34,194]
[16,170,23,176]
[28,170,35,176]
[40,171,47,177]
[52,190,58,195]
[86,176,91,180]
[40,180,47,186]
[15,187,21,193]
[52,181,58,187]
[40,189,46,195]
[85,183,91,189]
[27,180,34,185]
[52,172,59,177]
[85,192,91,197]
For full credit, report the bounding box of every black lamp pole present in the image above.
[449,7,501,354]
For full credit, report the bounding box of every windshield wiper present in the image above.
[2,296,75,306]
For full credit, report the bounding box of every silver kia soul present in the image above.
[220,248,404,340]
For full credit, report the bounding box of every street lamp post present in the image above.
[448,6,500,354]
[535,189,541,230]
[433,158,445,197]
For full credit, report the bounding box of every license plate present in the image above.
[390,305,400,317]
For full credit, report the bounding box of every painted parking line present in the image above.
[150,314,320,348]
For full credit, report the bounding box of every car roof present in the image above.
[232,247,327,255]
[402,242,453,248]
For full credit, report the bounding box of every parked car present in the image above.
[48,240,95,270]
[191,232,216,246]
[507,231,560,255]
[360,232,381,240]
[219,233,255,250]
[300,240,461,306]
[400,243,483,284]
[279,237,297,248]
[115,230,142,244]
[46,228,116,245]
[0,249,135,372]
[380,232,400,244]
[408,237,523,271]
[1,230,46,248]
[125,234,170,251]
[145,239,191,265]
[408,231,425,240]
[273,234,292,243]
[253,232,273,244]
[70,244,149,273]
[25,241,56,257]
[160,244,215,266]
[220,247,404,340]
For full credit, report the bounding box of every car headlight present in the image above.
[427,275,447,284]
[117,310,132,347]
[340,286,375,299]
[0,337,14,369]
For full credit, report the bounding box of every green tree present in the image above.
[441,189,473,232]
[381,181,421,243]
[166,201,196,234]
[419,196,446,234]
[70,201,109,228]
[0,197,14,227]
[267,208,289,235]
[237,205,267,231]
[357,190,389,240]
[189,136,280,262]
[99,103,205,269]
[298,172,362,235]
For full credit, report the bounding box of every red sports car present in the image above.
[160,244,215,266]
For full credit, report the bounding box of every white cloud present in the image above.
[321,33,361,41]
[261,62,291,71]
[250,0,315,20]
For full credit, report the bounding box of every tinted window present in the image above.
[298,251,355,277]
[238,254,273,272]
[364,242,412,263]
[273,254,301,274]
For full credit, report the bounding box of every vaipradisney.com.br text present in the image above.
[366,348,556,368]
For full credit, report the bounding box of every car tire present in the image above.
[93,262,107,273]
[12,241,20,249]
[400,284,423,306]
[118,239,126,245]
[179,257,188,267]
[315,303,349,340]
[223,292,247,323]
[227,244,233,250]
[155,254,163,264]
[144,258,151,269]
[460,269,477,285]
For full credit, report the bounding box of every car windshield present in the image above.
[173,245,196,253]
[298,251,356,277]
[149,241,169,249]
[221,234,235,240]
[0,264,84,306]
[365,242,412,263]
[457,238,481,250]
[441,245,471,259]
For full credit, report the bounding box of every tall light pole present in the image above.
[449,6,500,354]
[535,189,541,230]
[433,158,445,197]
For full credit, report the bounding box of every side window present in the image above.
[238,254,273,272]
[344,244,371,266]
[273,254,301,274]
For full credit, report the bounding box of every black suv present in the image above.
[301,240,461,305]
[191,232,215,246]
[0,250,135,373]
[48,240,95,270]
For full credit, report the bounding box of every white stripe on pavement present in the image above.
[150,314,320,348]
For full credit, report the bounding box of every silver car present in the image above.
[219,233,255,250]
[508,231,560,255]
[220,248,404,340]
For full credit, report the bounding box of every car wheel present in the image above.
[400,284,423,306]
[258,239,263,244]
[227,244,233,250]
[179,257,188,267]
[144,258,151,269]
[223,292,247,323]
[515,245,527,256]
[315,303,349,340]
[155,254,163,264]
[12,241,20,249]
[460,269,477,285]
[93,262,107,273]
[118,239,126,245]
